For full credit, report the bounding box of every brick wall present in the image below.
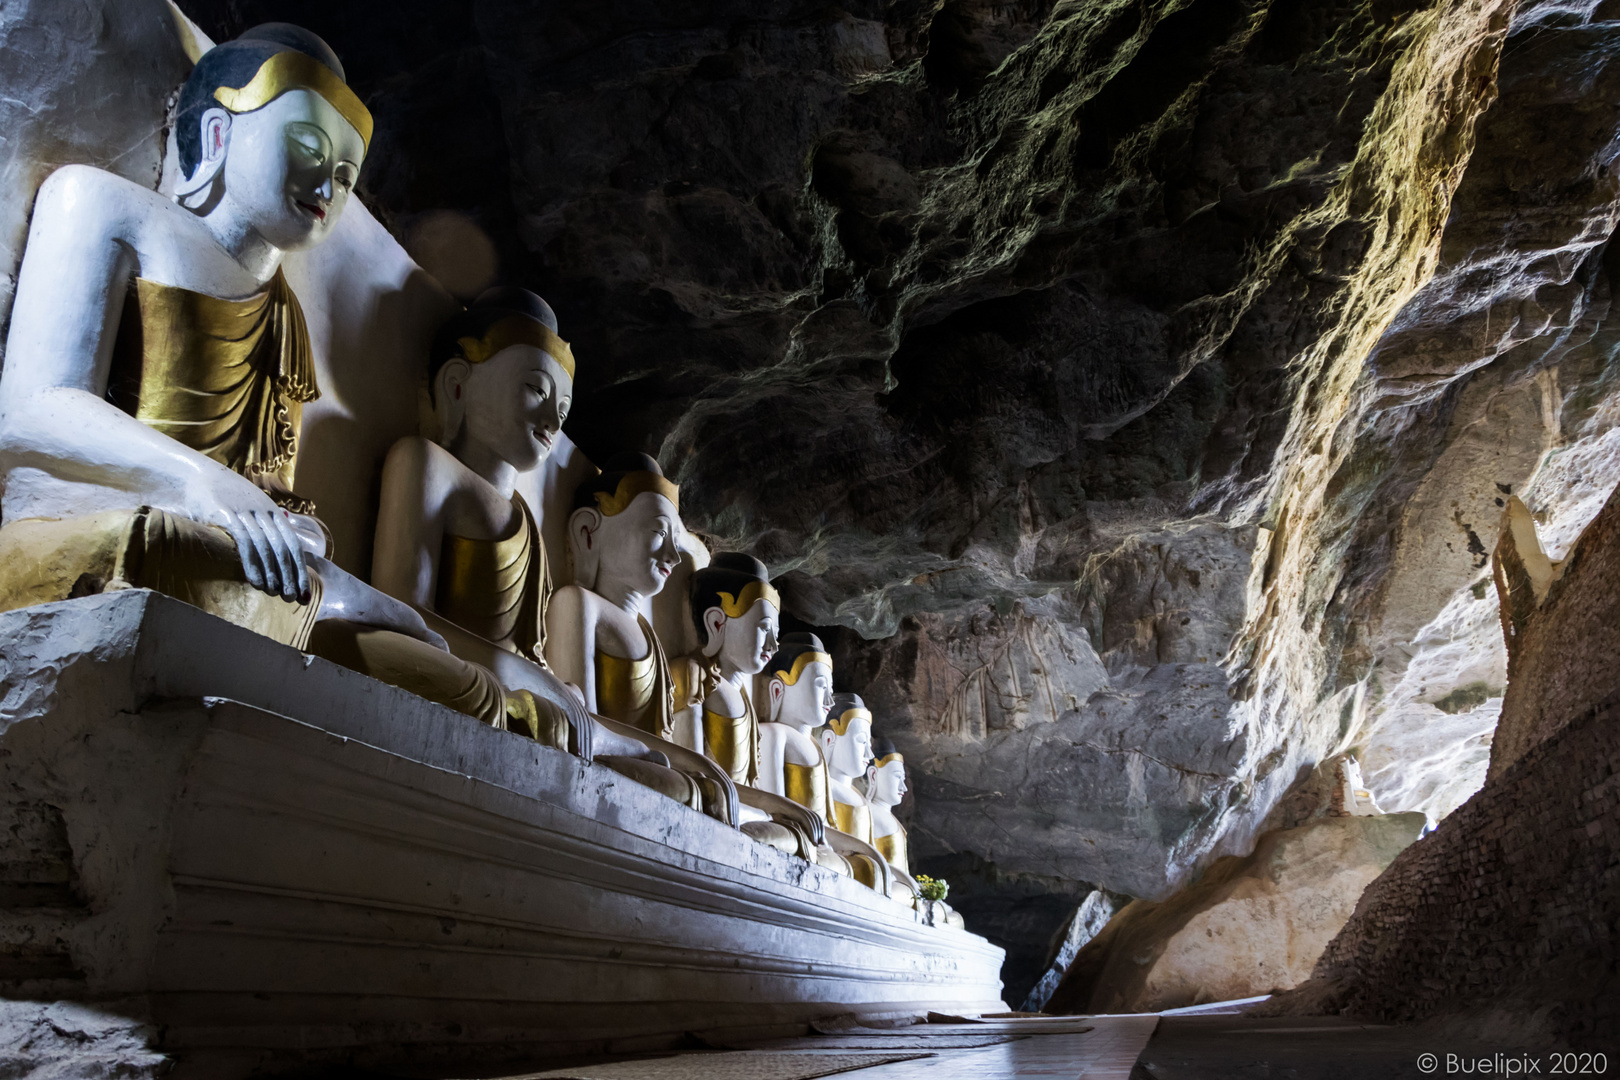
[1291,688,1619,1045]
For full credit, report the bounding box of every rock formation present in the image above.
[132,0,1620,1004]
[1048,811,1425,1013]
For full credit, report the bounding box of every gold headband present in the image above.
[457,313,576,380]
[873,752,903,768]
[214,50,374,153]
[772,650,831,687]
[593,471,679,517]
[827,707,872,736]
[716,580,781,619]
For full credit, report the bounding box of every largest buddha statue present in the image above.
[0,25,402,630]
[0,24,538,737]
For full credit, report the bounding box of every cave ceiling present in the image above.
[187,0,1620,997]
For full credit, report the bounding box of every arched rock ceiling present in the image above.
[191,0,1620,998]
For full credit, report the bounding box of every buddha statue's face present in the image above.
[211,89,364,250]
[827,716,873,781]
[770,659,833,729]
[868,759,907,807]
[590,492,681,597]
[457,346,572,472]
[708,599,780,678]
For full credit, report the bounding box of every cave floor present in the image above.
[302,1011,1567,1079]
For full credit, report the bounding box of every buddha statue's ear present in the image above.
[767,675,787,718]
[175,107,232,204]
[701,606,727,657]
[567,505,603,590]
[434,357,471,446]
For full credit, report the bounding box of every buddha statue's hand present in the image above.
[185,469,311,602]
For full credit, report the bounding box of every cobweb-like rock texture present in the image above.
[186,0,1620,998]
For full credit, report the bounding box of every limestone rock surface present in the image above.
[1046,813,1425,1013]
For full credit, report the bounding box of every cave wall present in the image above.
[1343,0,1620,823]
[173,0,1620,993]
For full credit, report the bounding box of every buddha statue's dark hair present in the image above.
[428,287,559,401]
[689,552,772,641]
[571,452,668,511]
[828,691,868,722]
[765,632,828,681]
[177,23,346,181]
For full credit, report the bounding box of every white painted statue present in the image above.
[861,732,962,924]
[814,691,900,895]
[368,287,713,802]
[673,552,781,781]
[820,693,877,840]
[543,453,759,819]
[1335,755,1385,817]
[863,735,920,906]
[545,453,684,732]
[865,736,911,875]
[0,25,459,678]
[667,556,838,856]
[758,633,838,810]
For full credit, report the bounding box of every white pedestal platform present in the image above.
[0,590,1004,1073]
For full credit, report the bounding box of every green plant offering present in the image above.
[916,874,949,902]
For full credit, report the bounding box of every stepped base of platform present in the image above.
[0,591,1004,1076]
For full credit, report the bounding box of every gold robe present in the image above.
[831,796,874,845]
[0,273,322,643]
[436,493,548,661]
[110,269,317,512]
[874,824,910,876]
[594,613,676,741]
[702,700,760,786]
[783,754,831,823]
[672,653,761,784]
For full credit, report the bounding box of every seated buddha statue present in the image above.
[546,453,683,732]
[669,554,830,857]
[545,454,741,822]
[757,633,837,815]
[366,288,708,806]
[862,735,919,906]
[0,26,457,679]
[816,692,898,895]
[860,732,962,926]
[674,552,779,784]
